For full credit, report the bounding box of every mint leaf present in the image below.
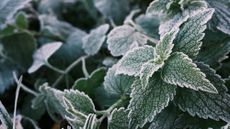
[108,108,129,129]
[116,45,155,76]
[107,25,148,56]
[207,0,230,35]
[162,52,218,93]
[175,62,230,123]
[128,72,176,129]
[173,8,214,59]
[15,12,28,29]
[28,42,62,73]
[0,0,31,24]
[64,89,96,115]
[73,68,106,97]
[0,101,13,129]
[1,32,36,69]
[83,24,109,55]
[104,65,135,97]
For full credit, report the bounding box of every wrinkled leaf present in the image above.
[162,52,218,93]
[128,72,176,129]
[107,25,148,56]
[108,108,129,129]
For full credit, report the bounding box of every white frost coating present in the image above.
[28,42,62,73]
[162,52,218,93]
[107,25,148,56]
[116,45,155,76]
[83,24,109,55]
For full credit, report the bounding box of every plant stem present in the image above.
[13,72,38,96]
[96,96,128,124]
[13,76,22,129]
[52,55,89,87]
[82,57,89,78]
[45,61,65,74]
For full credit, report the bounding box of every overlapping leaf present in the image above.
[83,24,109,55]
[108,108,129,129]
[104,65,135,97]
[162,52,217,93]
[175,63,230,122]
[0,101,13,129]
[128,72,176,129]
[172,8,214,59]
[107,25,148,56]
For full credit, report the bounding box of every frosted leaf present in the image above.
[128,72,176,129]
[0,101,13,129]
[28,42,62,73]
[116,45,155,76]
[83,24,109,55]
[107,25,148,56]
[108,108,129,129]
[82,113,98,129]
[175,62,230,123]
[104,65,135,97]
[173,8,215,59]
[162,52,218,93]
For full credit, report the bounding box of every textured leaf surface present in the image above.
[107,25,148,56]
[128,73,176,129]
[64,89,96,115]
[104,65,135,97]
[73,68,106,97]
[207,0,230,35]
[83,24,109,55]
[0,101,13,129]
[108,108,129,129]
[173,9,214,59]
[116,45,155,76]
[175,62,230,123]
[0,0,31,24]
[28,42,62,73]
[2,32,36,69]
[162,52,217,93]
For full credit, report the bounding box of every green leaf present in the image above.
[116,45,156,76]
[175,62,230,123]
[156,28,179,61]
[104,65,135,97]
[0,0,31,24]
[128,72,176,129]
[1,32,36,70]
[0,101,13,129]
[162,52,218,93]
[63,89,96,115]
[207,0,230,35]
[173,8,215,58]
[93,0,129,23]
[83,24,109,55]
[73,67,106,97]
[15,12,28,29]
[108,108,129,129]
[107,25,148,56]
[28,42,62,73]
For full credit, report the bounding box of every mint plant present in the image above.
[0,0,230,129]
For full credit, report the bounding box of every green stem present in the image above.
[45,61,65,74]
[82,57,89,78]
[96,96,128,124]
[52,55,89,87]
